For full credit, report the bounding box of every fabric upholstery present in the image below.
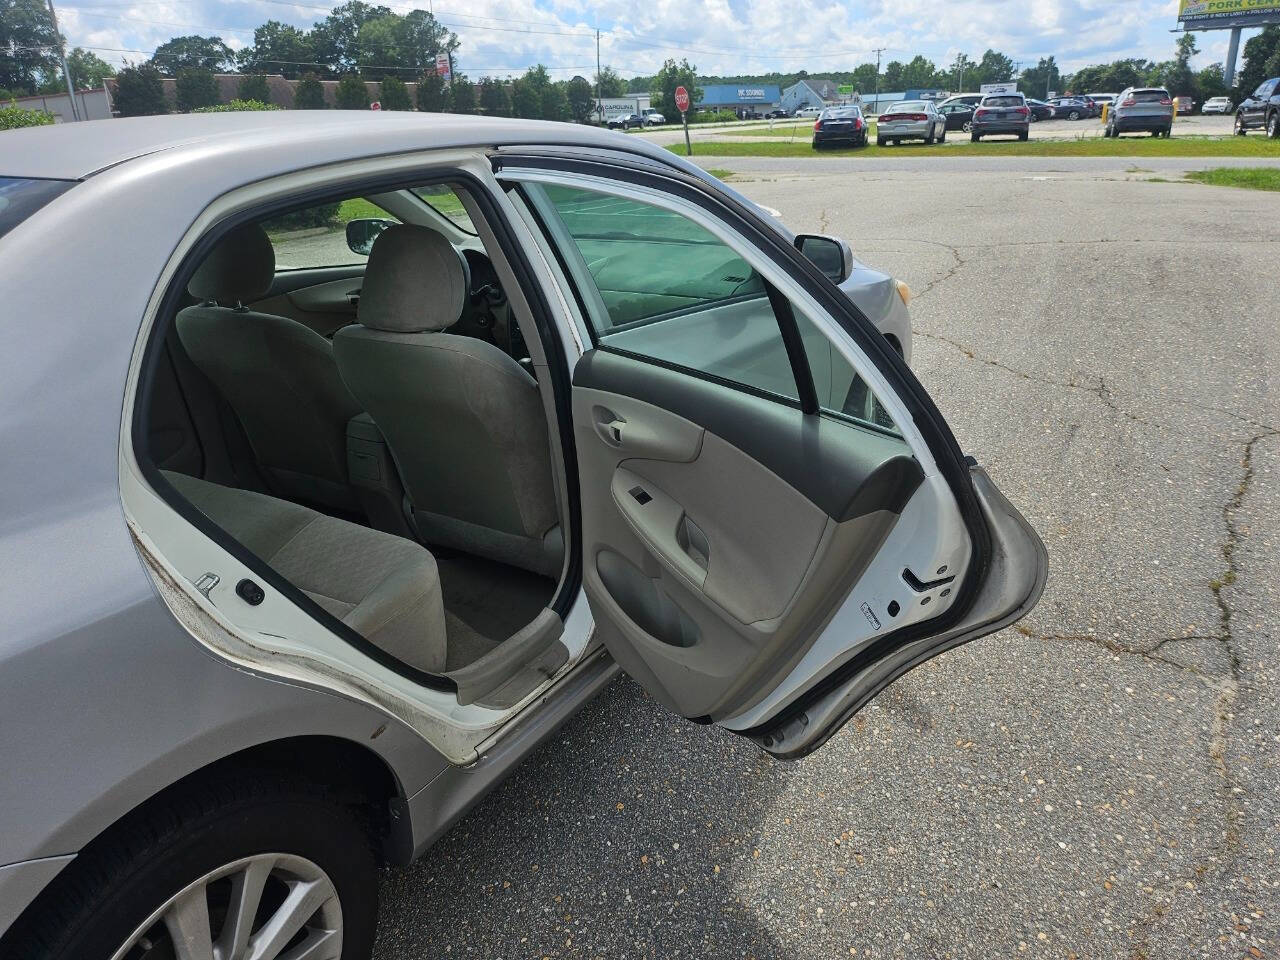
[188,223,275,304]
[358,224,468,333]
[334,324,563,575]
[164,471,448,674]
[176,303,363,512]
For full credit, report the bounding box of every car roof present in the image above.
[1,110,677,181]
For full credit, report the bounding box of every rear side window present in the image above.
[0,176,75,241]
[262,198,399,270]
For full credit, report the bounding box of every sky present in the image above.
[53,0,1258,81]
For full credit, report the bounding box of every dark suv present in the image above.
[1234,77,1280,138]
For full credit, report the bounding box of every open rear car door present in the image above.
[497,153,1047,759]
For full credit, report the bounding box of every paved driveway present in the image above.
[374,157,1280,959]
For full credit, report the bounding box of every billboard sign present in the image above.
[735,87,768,101]
[980,82,1018,95]
[1178,0,1280,27]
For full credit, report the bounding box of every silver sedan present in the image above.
[876,99,947,145]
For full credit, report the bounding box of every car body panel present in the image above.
[1236,78,1280,130]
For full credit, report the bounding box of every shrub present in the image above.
[378,75,412,110]
[193,99,280,112]
[175,67,219,112]
[335,73,369,110]
[0,102,55,130]
[691,108,736,124]
[114,63,168,116]
[261,202,341,231]
[237,74,272,104]
[295,72,325,109]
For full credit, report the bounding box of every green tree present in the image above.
[477,75,510,116]
[652,58,700,121]
[567,75,593,122]
[335,71,370,108]
[974,49,1015,86]
[311,1,392,74]
[1019,56,1060,99]
[1196,63,1228,102]
[1235,25,1280,97]
[882,60,905,89]
[510,64,552,119]
[594,65,625,97]
[540,80,568,121]
[294,71,326,108]
[378,74,411,109]
[238,20,315,79]
[0,0,60,94]
[150,35,234,74]
[948,52,976,91]
[900,55,938,89]
[114,62,169,115]
[451,75,476,113]
[175,67,219,111]
[65,48,114,90]
[416,68,449,110]
[237,73,271,104]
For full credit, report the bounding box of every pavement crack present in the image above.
[1013,624,1215,675]
[817,207,831,233]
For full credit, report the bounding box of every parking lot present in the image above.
[374,156,1280,958]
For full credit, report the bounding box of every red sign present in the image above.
[370,101,381,111]
[674,86,690,113]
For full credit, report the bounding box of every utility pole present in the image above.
[46,0,80,121]
[872,46,885,111]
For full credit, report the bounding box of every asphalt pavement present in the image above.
[373,156,1280,959]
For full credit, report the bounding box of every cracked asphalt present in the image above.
[373,159,1280,959]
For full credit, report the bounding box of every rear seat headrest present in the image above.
[189,222,275,304]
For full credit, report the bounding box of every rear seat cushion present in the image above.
[163,471,447,674]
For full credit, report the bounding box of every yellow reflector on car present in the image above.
[896,279,912,306]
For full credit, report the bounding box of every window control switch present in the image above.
[629,486,653,505]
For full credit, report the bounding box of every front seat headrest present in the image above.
[188,222,275,304]
[359,224,467,334]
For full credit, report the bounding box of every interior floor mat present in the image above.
[437,554,556,669]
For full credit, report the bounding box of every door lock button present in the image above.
[235,578,265,606]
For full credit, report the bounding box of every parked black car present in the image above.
[766,108,789,118]
[1046,97,1090,120]
[938,101,976,131]
[811,105,868,149]
[971,93,1031,141]
[1026,98,1055,121]
[1234,76,1280,137]
[607,113,644,130]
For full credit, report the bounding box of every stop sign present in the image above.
[370,101,381,111]
[674,86,690,113]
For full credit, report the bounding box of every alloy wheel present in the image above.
[110,853,342,960]
[1269,113,1279,138]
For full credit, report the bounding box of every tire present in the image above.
[1029,112,1039,122]
[876,136,886,147]
[3,774,379,960]
[962,119,972,132]
[924,131,934,144]
[1268,112,1280,139]
[971,132,981,142]
[1235,112,1247,136]
[938,127,946,143]
[1068,110,1081,120]
[1019,129,1029,141]
[1151,129,1160,137]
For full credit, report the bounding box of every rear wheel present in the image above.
[962,119,972,132]
[938,127,946,143]
[1019,129,1029,141]
[1235,112,1247,135]
[3,775,378,960]
[971,132,981,142]
[1068,109,1081,120]
[876,136,886,147]
[1268,112,1280,139]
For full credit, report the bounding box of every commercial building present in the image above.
[9,87,113,122]
[696,83,782,114]
[779,78,841,113]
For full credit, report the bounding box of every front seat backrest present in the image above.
[333,224,563,577]
[176,223,363,512]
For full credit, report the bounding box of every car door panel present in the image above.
[500,157,1044,757]
[248,266,365,337]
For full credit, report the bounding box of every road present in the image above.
[374,156,1280,958]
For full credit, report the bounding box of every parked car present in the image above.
[938,93,984,109]
[607,112,644,130]
[1087,93,1117,114]
[766,108,789,118]
[1174,96,1195,114]
[1106,87,1173,137]
[938,101,977,132]
[641,109,666,126]
[1234,76,1280,137]
[1202,96,1233,114]
[1026,98,1056,121]
[794,105,823,118]
[0,112,1049,959]
[812,105,868,149]
[1046,97,1090,120]
[876,99,946,145]
[971,93,1031,141]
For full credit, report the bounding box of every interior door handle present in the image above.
[596,418,625,446]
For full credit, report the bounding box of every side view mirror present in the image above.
[795,233,854,284]
[345,218,396,257]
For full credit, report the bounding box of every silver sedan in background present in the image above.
[876,100,946,146]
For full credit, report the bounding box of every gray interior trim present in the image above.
[446,607,566,706]
[574,349,923,522]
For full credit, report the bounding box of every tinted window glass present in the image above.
[0,176,75,241]
[534,182,801,402]
[411,185,476,234]
[1131,90,1168,102]
[983,96,1024,107]
[890,101,929,111]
